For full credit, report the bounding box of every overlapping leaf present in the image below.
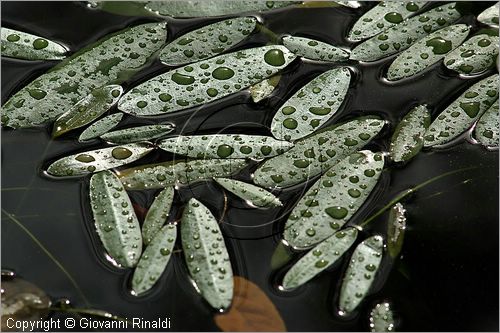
[369,302,395,332]
[78,113,123,142]
[1,27,67,60]
[214,178,282,208]
[101,124,175,144]
[142,187,175,245]
[282,36,349,62]
[249,75,281,103]
[386,203,407,259]
[474,100,499,149]
[477,2,499,26]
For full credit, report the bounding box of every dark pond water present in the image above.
[1,1,498,331]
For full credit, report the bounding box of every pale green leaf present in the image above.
[474,100,499,149]
[214,178,282,208]
[282,36,349,62]
[477,2,499,26]
[369,302,395,332]
[101,124,175,144]
[444,34,499,75]
[78,113,123,142]
[387,203,406,259]
[249,75,281,103]
[142,187,175,245]
[1,27,67,60]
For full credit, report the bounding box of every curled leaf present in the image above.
[78,113,124,142]
[101,124,175,144]
[444,34,499,75]
[477,2,499,27]
[1,27,67,60]
[387,203,407,259]
[249,75,281,103]
[474,100,499,149]
[214,178,282,208]
[282,36,349,62]
[369,302,395,332]
[142,187,175,245]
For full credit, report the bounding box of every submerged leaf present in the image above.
[47,143,153,177]
[214,178,282,208]
[444,34,499,75]
[142,187,175,245]
[181,198,233,310]
[270,67,351,141]
[283,150,384,249]
[249,75,281,103]
[270,241,294,270]
[90,170,142,268]
[118,45,296,116]
[387,203,407,259]
[424,74,499,147]
[101,124,175,144]
[477,2,499,27]
[282,228,358,289]
[474,100,499,149]
[78,113,123,142]
[1,27,67,60]
[369,302,395,332]
[282,36,349,62]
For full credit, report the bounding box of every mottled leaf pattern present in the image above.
[214,178,282,208]
[386,203,406,259]
[78,113,123,142]
[474,100,499,149]
[282,36,349,62]
[101,124,175,144]
[142,187,175,245]
[444,34,499,75]
[369,302,395,332]
[1,27,67,60]
[249,75,280,103]
[477,2,499,26]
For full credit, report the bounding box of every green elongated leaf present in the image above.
[347,1,426,42]
[387,24,470,81]
[282,228,358,289]
[160,17,257,66]
[52,85,123,138]
[2,22,167,129]
[389,104,431,163]
[78,113,123,142]
[339,235,384,315]
[181,198,233,310]
[283,150,384,250]
[131,224,177,295]
[387,203,406,259]
[444,34,499,75]
[118,45,297,116]
[424,74,499,147]
[270,67,351,141]
[369,302,395,332]
[159,134,293,159]
[350,3,461,62]
[253,116,385,189]
[282,36,349,62]
[90,170,142,268]
[101,124,175,144]
[1,27,67,60]
[118,159,248,190]
[142,187,175,245]
[249,75,281,103]
[477,2,499,26]
[474,100,499,149]
[47,143,153,177]
[214,178,282,208]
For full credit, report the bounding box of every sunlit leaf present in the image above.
[369,302,395,332]
[214,178,282,208]
[477,2,499,27]
[386,203,406,259]
[142,187,175,245]
[249,75,281,103]
[101,124,175,144]
[282,36,349,62]
[474,100,499,149]
[1,27,67,60]
[78,113,123,142]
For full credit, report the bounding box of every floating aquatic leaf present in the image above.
[444,34,499,75]
[270,241,294,270]
[249,75,281,103]
[339,235,384,315]
[118,45,296,116]
[52,85,123,138]
[477,2,499,26]
[474,100,499,149]
[2,22,167,129]
[142,187,175,245]
[283,150,384,249]
[270,67,351,141]
[347,1,425,42]
[282,228,358,289]
[282,36,349,62]
[101,124,175,144]
[253,116,385,188]
[369,302,395,332]
[78,113,124,142]
[386,203,406,259]
[181,198,233,310]
[214,178,282,208]
[47,143,153,177]
[424,74,499,147]
[387,24,470,80]
[159,134,293,160]
[131,224,177,295]
[389,104,431,163]
[89,170,142,268]
[1,27,67,60]
[350,3,461,62]
[118,159,248,190]
[87,1,156,17]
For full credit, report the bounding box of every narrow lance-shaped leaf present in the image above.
[477,2,499,27]
[160,17,257,66]
[253,116,385,189]
[387,203,407,259]
[90,170,142,268]
[78,113,123,142]
[270,67,351,141]
[424,74,499,147]
[369,302,395,332]
[444,34,499,75]
[101,124,175,144]
[142,187,175,245]
[214,178,282,208]
[339,235,384,315]
[181,198,233,310]
[118,45,296,116]
[1,27,67,60]
[284,150,384,250]
[387,24,470,81]
[282,36,349,62]
[131,224,177,295]
[282,228,358,289]
[47,143,153,177]
[249,75,281,103]
[474,100,499,149]
[389,104,431,163]
[2,22,167,129]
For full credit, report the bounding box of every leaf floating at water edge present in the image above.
[87,1,158,17]
[249,75,281,103]
[47,143,153,177]
[132,224,177,295]
[282,36,349,62]
[1,27,67,60]
[282,228,358,289]
[101,124,175,144]
[369,302,395,332]
[474,100,499,149]
[444,34,499,75]
[90,170,142,268]
[386,203,406,259]
[333,1,361,8]
[78,113,124,142]
[214,178,282,208]
[141,187,175,245]
[181,198,233,310]
[477,2,499,27]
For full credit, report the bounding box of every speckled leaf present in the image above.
[142,187,175,245]
[369,302,395,332]
[339,235,384,315]
[214,178,282,208]
[389,104,431,163]
[270,67,351,141]
[1,27,67,60]
[181,198,233,310]
[253,116,385,189]
[477,2,499,26]
[474,100,499,149]
[350,3,461,62]
[283,150,384,250]
[444,34,499,75]
[101,124,175,144]
[89,170,142,268]
[118,45,296,116]
[47,143,153,177]
[424,74,499,147]
[387,203,406,259]
[347,1,426,42]
[2,22,167,129]
[52,85,123,138]
[78,113,123,142]
[387,24,470,80]
[131,224,177,295]
[249,75,280,103]
[282,36,349,62]
[282,228,358,289]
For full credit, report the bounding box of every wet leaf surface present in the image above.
[249,75,281,103]
[1,27,67,60]
[214,178,282,208]
[101,124,175,144]
[78,113,124,142]
[142,187,175,245]
[386,203,407,259]
[474,100,499,149]
[369,302,395,332]
[282,36,349,62]
[477,2,499,27]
